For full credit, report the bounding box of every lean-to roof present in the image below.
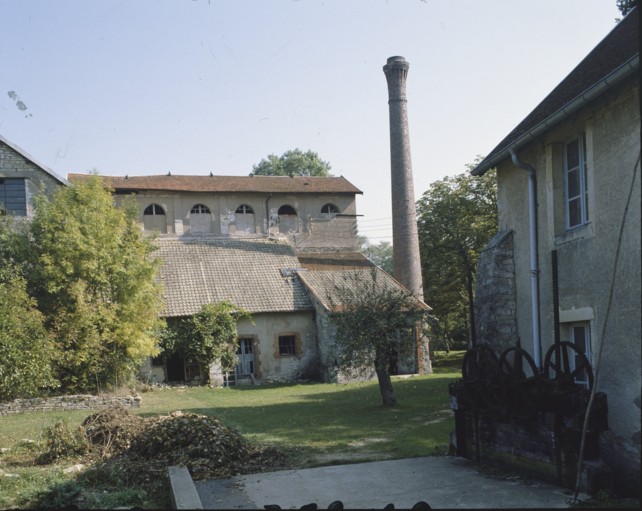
[155,237,312,317]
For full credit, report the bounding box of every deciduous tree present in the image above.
[250,149,332,177]
[328,269,429,406]
[25,175,164,392]
[359,237,393,274]
[416,162,497,350]
[0,266,58,400]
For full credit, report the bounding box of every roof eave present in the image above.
[471,53,639,177]
[0,134,69,186]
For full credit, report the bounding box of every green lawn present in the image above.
[0,352,464,508]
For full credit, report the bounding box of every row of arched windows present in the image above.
[143,203,340,216]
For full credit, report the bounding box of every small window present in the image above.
[144,204,165,216]
[236,204,254,214]
[564,135,589,229]
[190,204,211,214]
[278,205,297,216]
[0,178,27,216]
[278,335,297,356]
[321,203,340,214]
[151,355,164,367]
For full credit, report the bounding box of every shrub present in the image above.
[37,420,89,464]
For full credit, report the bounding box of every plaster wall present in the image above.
[115,191,358,250]
[208,311,318,386]
[495,77,640,487]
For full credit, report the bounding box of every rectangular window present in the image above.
[564,135,589,229]
[278,335,297,356]
[569,322,591,388]
[0,178,27,216]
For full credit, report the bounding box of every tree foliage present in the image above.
[359,237,393,274]
[250,148,332,177]
[0,266,58,400]
[160,301,252,382]
[616,0,638,15]
[328,269,429,406]
[18,176,164,392]
[416,163,497,351]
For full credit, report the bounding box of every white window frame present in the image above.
[568,322,591,388]
[564,134,589,230]
[190,203,211,215]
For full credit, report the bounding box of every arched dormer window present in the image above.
[321,203,340,214]
[190,204,211,214]
[235,204,254,214]
[143,204,167,233]
[278,205,297,216]
[144,204,165,215]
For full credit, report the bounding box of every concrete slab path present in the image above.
[195,456,584,509]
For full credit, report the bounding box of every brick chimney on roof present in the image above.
[383,56,424,301]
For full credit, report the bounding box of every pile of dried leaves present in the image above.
[82,406,146,457]
[74,406,288,482]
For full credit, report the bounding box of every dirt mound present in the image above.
[77,407,287,480]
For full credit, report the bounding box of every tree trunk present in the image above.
[375,358,396,406]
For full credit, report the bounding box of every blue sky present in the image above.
[1,0,622,242]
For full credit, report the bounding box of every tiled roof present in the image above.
[68,173,362,195]
[155,237,313,317]
[297,266,430,312]
[473,7,639,175]
[297,251,374,271]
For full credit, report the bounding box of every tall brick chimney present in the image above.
[383,56,424,301]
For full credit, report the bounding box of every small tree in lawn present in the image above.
[328,269,429,406]
[161,301,252,384]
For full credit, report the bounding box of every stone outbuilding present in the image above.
[140,236,318,386]
[0,134,67,216]
[68,172,432,384]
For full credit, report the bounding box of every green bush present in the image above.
[0,267,58,400]
[37,420,89,464]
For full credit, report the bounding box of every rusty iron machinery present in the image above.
[452,340,600,422]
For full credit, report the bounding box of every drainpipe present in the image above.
[265,194,272,236]
[509,148,542,369]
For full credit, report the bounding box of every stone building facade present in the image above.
[68,173,362,253]
[471,8,640,496]
[66,173,430,385]
[0,134,67,216]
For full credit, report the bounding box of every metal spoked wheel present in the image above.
[462,346,505,412]
[543,341,594,391]
[499,346,541,419]
[499,346,538,380]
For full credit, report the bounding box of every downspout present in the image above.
[265,194,272,236]
[509,148,542,369]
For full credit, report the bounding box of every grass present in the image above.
[0,351,464,509]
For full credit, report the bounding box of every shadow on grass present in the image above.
[138,374,457,462]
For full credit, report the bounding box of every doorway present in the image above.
[235,338,255,381]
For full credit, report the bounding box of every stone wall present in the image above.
[0,139,65,217]
[0,395,141,416]
[474,230,518,351]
